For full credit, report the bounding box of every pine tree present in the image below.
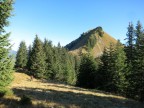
[133,21,144,102]
[101,43,116,92]
[76,54,98,88]
[125,22,135,64]
[30,35,46,78]
[95,48,109,90]
[27,45,32,70]
[53,46,63,80]
[113,40,127,94]
[98,42,127,94]
[43,39,54,79]
[0,0,14,88]
[15,41,28,69]
[124,22,136,98]
[62,48,76,85]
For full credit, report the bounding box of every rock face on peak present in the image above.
[65,27,117,57]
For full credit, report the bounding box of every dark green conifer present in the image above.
[30,35,46,78]
[27,45,32,70]
[43,39,54,79]
[132,21,144,101]
[0,0,14,88]
[77,54,98,88]
[15,41,28,68]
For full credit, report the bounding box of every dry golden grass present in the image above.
[0,72,144,108]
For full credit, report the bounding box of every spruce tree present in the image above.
[61,48,76,84]
[27,45,32,70]
[43,39,54,79]
[0,0,14,88]
[124,22,136,98]
[113,40,127,94]
[125,22,135,64]
[53,46,63,80]
[102,43,116,92]
[98,42,127,94]
[96,48,109,90]
[15,41,28,69]
[77,54,98,88]
[30,35,46,78]
[133,21,144,101]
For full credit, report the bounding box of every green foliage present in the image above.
[86,34,97,51]
[113,41,127,93]
[30,35,46,78]
[125,21,144,101]
[125,22,135,63]
[0,0,14,88]
[134,21,144,102]
[77,54,98,88]
[27,45,32,70]
[0,87,13,97]
[51,46,76,85]
[0,0,13,33]
[43,39,54,79]
[85,26,104,51]
[15,41,28,68]
[0,87,7,97]
[19,95,32,105]
[97,41,127,94]
[124,21,144,102]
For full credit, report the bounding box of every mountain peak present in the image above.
[65,27,117,57]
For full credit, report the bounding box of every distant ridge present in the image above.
[65,27,117,57]
[9,50,17,56]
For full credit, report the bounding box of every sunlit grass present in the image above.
[0,72,143,108]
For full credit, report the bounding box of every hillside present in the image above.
[65,27,117,57]
[0,72,143,108]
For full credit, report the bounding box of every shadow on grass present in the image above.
[36,79,113,96]
[0,96,50,108]
[10,87,144,108]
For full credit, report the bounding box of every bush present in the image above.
[0,90,5,98]
[5,89,14,96]
[19,95,32,105]
[0,87,13,97]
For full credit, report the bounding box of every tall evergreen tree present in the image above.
[77,54,98,88]
[30,35,46,78]
[101,43,116,92]
[27,45,32,70]
[15,41,28,68]
[61,48,76,85]
[43,39,54,79]
[113,40,127,94]
[125,22,135,64]
[133,21,144,101]
[0,0,14,88]
[98,42,127,94]
[124,22,136,98]
[95,48,109,89]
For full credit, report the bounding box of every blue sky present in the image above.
[6,0,144,51]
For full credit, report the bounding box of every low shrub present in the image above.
[19,94,32,105]
[0,87,13,97]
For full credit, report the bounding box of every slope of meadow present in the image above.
[0,72,143,108]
